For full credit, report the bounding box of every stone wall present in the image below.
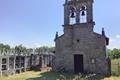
[54,23,110,76]
[0,51,54,76]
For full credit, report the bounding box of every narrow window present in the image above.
[91,58,96,64]
[69,7,76,25]
[77,39,80,43]
[80,6,87,23]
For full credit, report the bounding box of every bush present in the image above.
[108,48,120,59]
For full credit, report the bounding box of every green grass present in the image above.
[0,71,42,80]
[111,59,120,76]
[0,70,120,80]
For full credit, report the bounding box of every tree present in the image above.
[35,46,55,53]
[15,45,27,53]
[48,47,55,53]
[0,43,11,52]
[108,48,120,59]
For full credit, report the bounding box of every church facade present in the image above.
[54,0,111,76]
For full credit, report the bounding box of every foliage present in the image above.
[35,46,55,53]
[0,43,55,54]
[108,48,120,59]
[0,43,11,52]
[14,45,27,53]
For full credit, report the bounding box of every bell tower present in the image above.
[64,0,94,25]
[63,0,95,44]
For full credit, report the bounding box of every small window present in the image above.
[77,39,80,43]
[91,58,96,64]
[2,58,7,64]
[2,65,7,70]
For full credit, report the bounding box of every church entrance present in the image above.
[74,54,84,74]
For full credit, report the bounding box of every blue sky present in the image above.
[0,0,120,49]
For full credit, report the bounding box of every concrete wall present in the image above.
[0,52,54,76]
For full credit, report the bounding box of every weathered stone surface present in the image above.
[54,0,111,76]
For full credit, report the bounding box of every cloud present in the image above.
[23,43,40,48]
[23,43,54,48]
[116,34,120,39]
[108,37,120,49]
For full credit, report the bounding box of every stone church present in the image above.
[54,0,111,76]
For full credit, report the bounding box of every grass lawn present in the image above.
[104,76,120,80]
[0,71,43,80]
[111,59,120,75]
[0,71,70,80]
[0,71,120,80]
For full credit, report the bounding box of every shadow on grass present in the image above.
[26,71,64,80]
[26,71,105,80]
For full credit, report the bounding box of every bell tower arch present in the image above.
[64,0,94,25]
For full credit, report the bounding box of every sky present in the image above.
[0,0,120,49]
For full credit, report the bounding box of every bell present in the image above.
[81,11,85,16]
[81,6,85,10]
[70,12,75,18]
